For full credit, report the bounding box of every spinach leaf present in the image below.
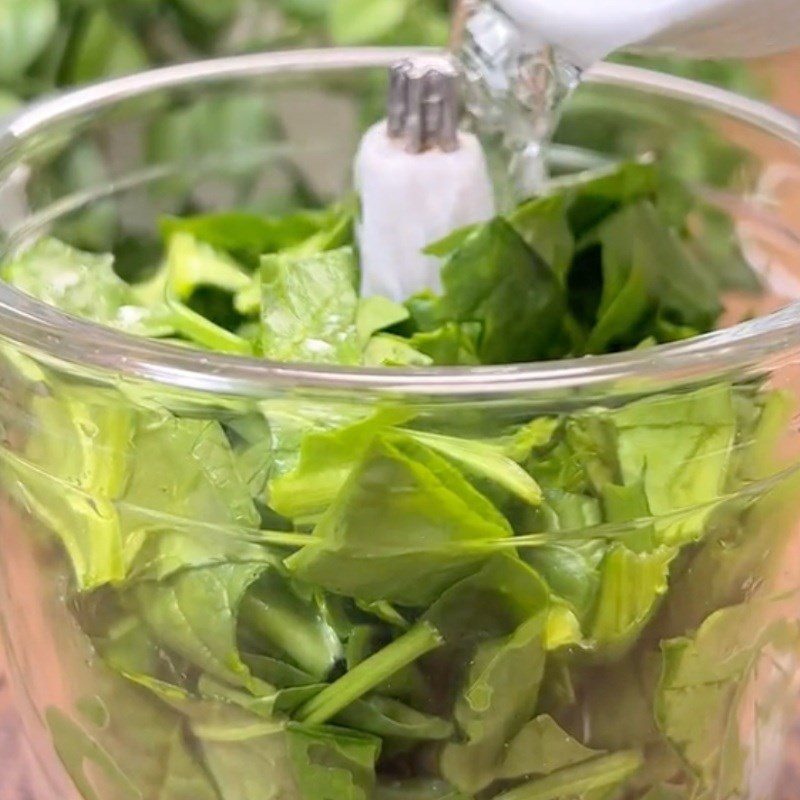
[423,555,550,650]
[499,715,602,782]
[88,604,191,694]
[408,322,482,366]
[238,572,343,680]
[335,695,452,741]
[581,202,721,353]
[199,721,380,800]
[429,557,584,736]
[295,556,546,729]
[356,295,410,344]
[121,414,261,551]
[4,388,133,590]
[268,406,412,522]
[47,706,218,800]
[126,529,276,598]
[164,233,253,354]
[363,334,433,367]
[47,664,219,800]
[242,652,317,689]
[295,622,444,725]
[166,231,251,303]
[406,428,542,506]
[132,562,270,693]
[288,434,513,606]
[261,246,362,365]
[403,290,443,333]
[441,613,548,793]
[612,383,737,544]
[197,674,321,719]
[508,194,575,280]
[523,538,605,624]
[656,595,800,798]
[4,388,272,591]
[437,219,565,364]
[161,210,325,267]
[493,750,643,800]
[2,238,173,337]
[658,390,799,636]
[553,161,659,238]
[286,723,381,800]
[258,399,374,489]
[588,544,675,654]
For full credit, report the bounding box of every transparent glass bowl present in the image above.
[1,48,800,800]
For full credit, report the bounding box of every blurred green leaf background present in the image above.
[0,0,768,260]
[0,0,762,107]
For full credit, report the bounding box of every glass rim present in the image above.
[1,46,800,399]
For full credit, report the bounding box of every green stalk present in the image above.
[240,589,341,680]
[252,530,317,549]
[295,622,444,725]
[495,751,643,800]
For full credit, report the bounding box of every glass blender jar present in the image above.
[0,47,800,800]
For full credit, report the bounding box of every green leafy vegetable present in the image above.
[494,750,643,800]
[161,211,325,267]
[407,428,542,506]
[0,0,58,83]
[199,722,380,800]
[579,201,721,353]
[261,246,362,365]
[267,406,413,522]
[441,612,548,793]
[239,572,343,680]
[356,296,410,343]
[132,562,271,692]
[3,388,133,590]
[500,715,603,781]
[437,218,565,364]
[363,334,433,367]
[2,238,173,337]
[612,383,737,544]
[1,152,786,800]
[62,9,148,85]
[408,322,482,366]
[288,434,513,606]
[656,595,800,798]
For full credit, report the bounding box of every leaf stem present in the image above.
[295,621,444,725]
[494,751,643,800]
[253,530,317,548]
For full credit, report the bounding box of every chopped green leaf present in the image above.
[2,238,173,337]
[261,246,361,365]
[288,435,513,606]
[438,219,566,364]
[441,613,548,793]
[656,595,800,798]
[500,715,603,782]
